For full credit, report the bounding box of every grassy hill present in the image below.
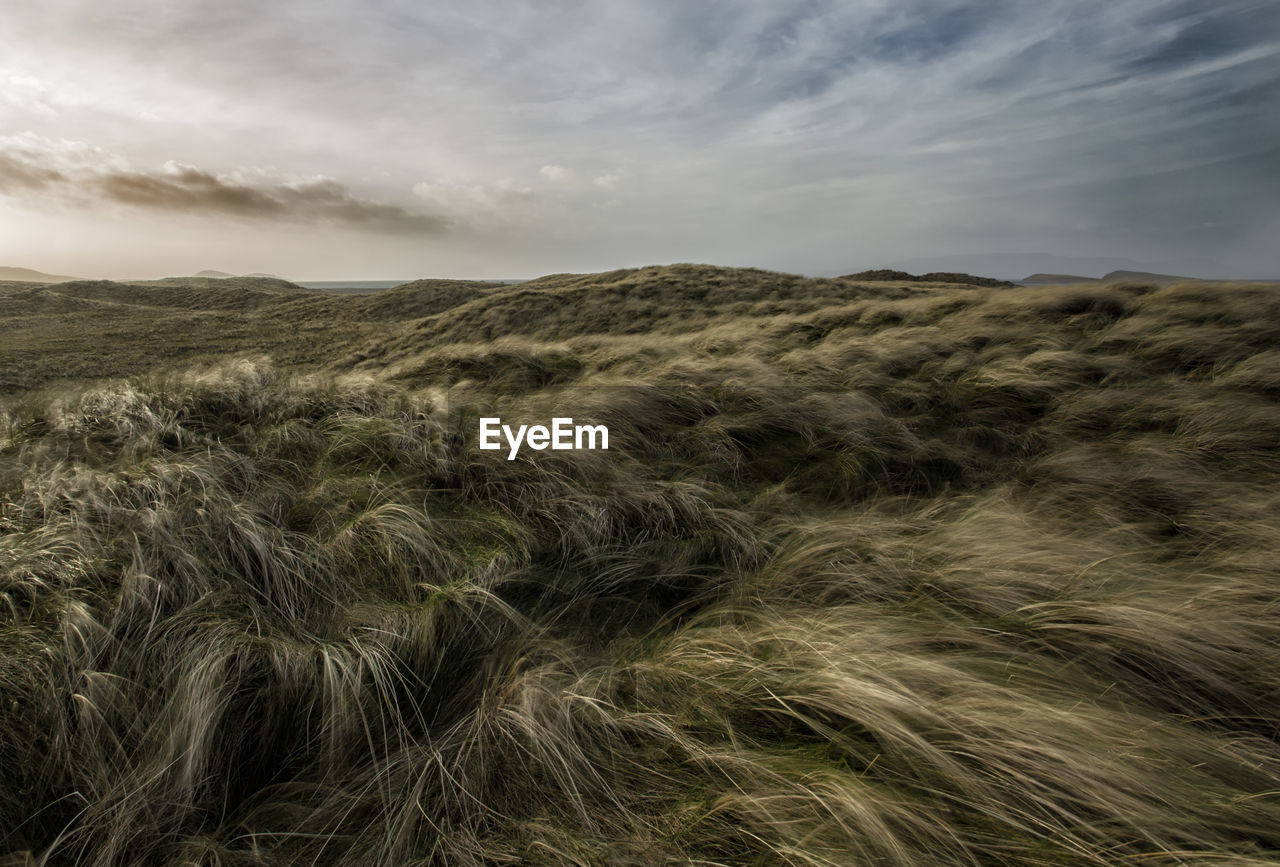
[3,265,1280,864]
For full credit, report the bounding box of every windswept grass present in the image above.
[2,266,1280,864]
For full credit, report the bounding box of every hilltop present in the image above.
[0,262,1272,393]
[0,265,906,390]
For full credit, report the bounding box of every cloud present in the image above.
[0,152,68,190]
[412,176,534,214]
[0,136,449,234]
[0,2,1277,276]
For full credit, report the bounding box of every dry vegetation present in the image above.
[2,265,1280,864]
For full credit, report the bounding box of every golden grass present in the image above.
[2,266,1279,864]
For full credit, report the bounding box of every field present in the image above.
[2,265,1280,864]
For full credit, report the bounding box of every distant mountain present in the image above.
[243,272,285,279]
[0,266,81,283]
[190,269,235,278]
[1023,273,1101,284]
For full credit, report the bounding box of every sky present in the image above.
[1,0,1277,280]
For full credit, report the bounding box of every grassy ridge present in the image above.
[2,267,1280,864]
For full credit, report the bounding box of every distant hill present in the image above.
[888,253,1260,281]
[890,253,1151,282]
[841,269,1015,288]
[1022,270,1204,286]
[0,266,81,283]
[1100,270,1199,286]
[188,270,285,279]
[1022,270,1280,285]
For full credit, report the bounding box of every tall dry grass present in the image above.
[2,269,1280,863]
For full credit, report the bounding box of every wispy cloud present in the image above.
[0,1,1276,276]
[411,176,535,225]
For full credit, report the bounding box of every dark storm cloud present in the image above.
[96,166,286,217]
[0,153,68,191]
[0,142,449,234]
[94,167,450,234]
